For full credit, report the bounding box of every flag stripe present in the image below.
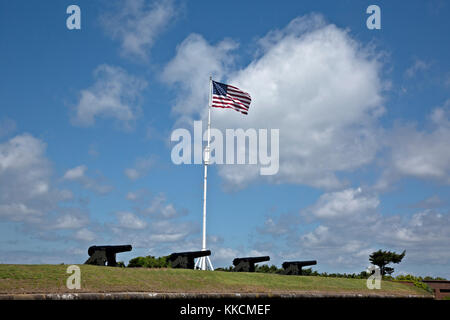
[212,95,249,109]
[227,88,251,99]
[211,99,248,112]
[213,104,248,114]
[213,100,248,113]
[226,93,251,103]
[213,97,249,110]
[212,98,248,111]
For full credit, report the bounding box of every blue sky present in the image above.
[0,0,449,278]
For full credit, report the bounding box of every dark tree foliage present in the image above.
[369,249,406,275]
[255,264,282,274]
[127,255,171,268]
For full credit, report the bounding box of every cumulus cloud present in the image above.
[125,189,180,224]
[74,228,96,242]
[116,211,148,229]
[377,100,450,188]
[256,212,300,236]
[63,165,87,180]
[256,187,450,277]
[0,134,53,223]
[164,14,385,189]
[110,218,198,251]
[51,212,89,230]
[305,187,379,220]
[131,193,187,219]
[101,0,176,60]
[106,193,198,254]
[0,134,95,247]
[211,247,240,267]
[162,33,238,122]
[71,64,147,128]
[63,165,113,195]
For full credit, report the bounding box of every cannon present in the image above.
[232,256,270,272]
[168,250,211,269]
[84,245,132,267]
[282,260,317,275]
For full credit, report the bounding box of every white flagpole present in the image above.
[197,76,214,271]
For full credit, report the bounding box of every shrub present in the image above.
[394,274,434,293]
[127,255,171,268]
[255,264,281,274]
[413,281,433,293]
[214,266,234,272]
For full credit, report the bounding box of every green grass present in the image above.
[0,264,431,296]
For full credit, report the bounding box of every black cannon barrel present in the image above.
[282,260,317,269]
[233,256,270,265]
[88,245,132,256]
[169,250,211,258]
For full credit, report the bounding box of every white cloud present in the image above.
[405,58,429,78]
[0,134,48,174]
[139,193,186,219]
[110,217,198,249]
[409,195,445,209]
[63,165,113,195]
[306,187,379,219]
[378,100,450,188]
[126,191,138,201]
[212,247,239,261]
[71,64,147,128]
[63,165,87,180]
[116,211,147,229]
[107,193,199,253]
[124,168,139,180]
[51,213,89,230]
[125,188,151,202]
[148,233,187,242]
[256,187,450,277]
[0,203,42,222]
[0,134,51,223]
[162,33,238,122]
[124,156,155,180]
[163,14,385,189]
[211,247,240,267]
[0,134,93,245]
[101,0,176,60]
[257,212,300,236]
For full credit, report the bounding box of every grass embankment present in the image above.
[0,264,431,296]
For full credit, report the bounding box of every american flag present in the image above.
[211,80,251,115]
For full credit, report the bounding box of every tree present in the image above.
[369,249,406,276]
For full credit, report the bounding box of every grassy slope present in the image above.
[0,264,430,296]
